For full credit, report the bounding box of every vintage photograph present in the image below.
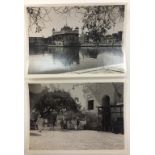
[27,5,125,74]
[29,82,124,150]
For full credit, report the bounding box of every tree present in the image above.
[27,5,124,42]
[81,6,125,43]
[33,88,81,118]
[27,7,52,33]
[27,7,72,34]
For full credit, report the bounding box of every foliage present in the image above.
[27,5,124,38]
[27,7,52,33]
[27,7,71,33]
[33,88,81,117]
[81,6,124,43]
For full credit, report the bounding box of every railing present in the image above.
[97,104,124,133]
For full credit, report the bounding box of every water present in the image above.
[29,46,123,74]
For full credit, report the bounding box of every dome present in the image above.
[61,26,72,31]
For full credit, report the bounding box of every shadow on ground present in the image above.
[30,132,41,136]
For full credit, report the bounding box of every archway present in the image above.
[101,95,111,131]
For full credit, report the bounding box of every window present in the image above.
[88,100,94,110]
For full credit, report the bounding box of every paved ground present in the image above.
[65,64,124,74]
[30,130,124,150]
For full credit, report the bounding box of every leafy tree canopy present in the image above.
[81,6,124,42]
[33,88,81,117]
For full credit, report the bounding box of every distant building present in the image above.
[79,31,123,45]
[101,31,123,45]
[49,26,80,46]
[79,32,89,44]
[29,37,49,48]
[29,30,123,47]
[29,37,45,45]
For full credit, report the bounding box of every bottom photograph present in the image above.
[29,82,124,150]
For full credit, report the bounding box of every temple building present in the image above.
[49,26,80,46]
[30,83,124,132]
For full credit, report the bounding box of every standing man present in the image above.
[76,117,80,130]
[36,115,44,132]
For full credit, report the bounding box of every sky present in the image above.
[29,83,82,94]
[28,6,124,37]
[29,83,86,108]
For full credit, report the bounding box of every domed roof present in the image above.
[61,25,72,31]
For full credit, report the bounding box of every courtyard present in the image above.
[30,130,124,150]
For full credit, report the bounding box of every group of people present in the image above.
[36,114,85,132]
[60,118,80,130]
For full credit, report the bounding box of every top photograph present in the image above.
[27,5,126,75]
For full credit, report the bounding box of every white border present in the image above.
[24,0,129,155]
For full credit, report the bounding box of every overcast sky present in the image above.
[28,6,124,37]
[29,83,81,94]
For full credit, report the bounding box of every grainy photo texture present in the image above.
[29,83,124,150]
[27,5,125,74]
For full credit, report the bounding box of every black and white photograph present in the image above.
[29,82,124,150]
[27,5,125,74]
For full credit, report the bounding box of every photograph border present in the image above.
[24,0,130,155]
[24,0,129,79]
[24,78,129,155]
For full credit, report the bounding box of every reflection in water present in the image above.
[48,47,80,66]
[29,46,123,74]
